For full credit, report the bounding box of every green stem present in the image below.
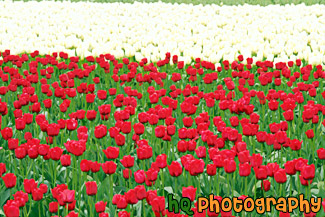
[110,175,114,203]
[88,196,93,217]
[217,172,219,195]
[209,176,212,195]
[254,178,257,200]
[227,173,230,195]
[245,176,247,196]
[143,200,146,217]
[323,161,325,193]
[66,168,69,188]
[175,177,178,197]
[197,175,201,196]
[131,205,134,217]
[52,161,57,187]
[161,169,165,197]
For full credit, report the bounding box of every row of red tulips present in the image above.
[0,49,325,217]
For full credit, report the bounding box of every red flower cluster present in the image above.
[0,49,324,217]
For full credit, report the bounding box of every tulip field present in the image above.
[0,0,325,217]
[0,50,324,217]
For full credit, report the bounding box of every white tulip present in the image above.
[0,1,324,64]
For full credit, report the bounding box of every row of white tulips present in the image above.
[0,0,324,64]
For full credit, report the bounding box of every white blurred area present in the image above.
[0,1,324,65]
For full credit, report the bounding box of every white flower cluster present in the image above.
[0,0,324,64]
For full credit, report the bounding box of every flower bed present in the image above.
[0,1,324,64]
[0,49,324,216]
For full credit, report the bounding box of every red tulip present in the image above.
[60,189,75,203]
[115,134,125,146]
[250,153,263,168]
[86,110,97,121]
[123,168,132,179]
[279,212,291,217]
[155,154,167,169]
[254,166,268,180]
[239,163,251,177]
[182,186,196,201]
[224,159,236,173]
[134,170,146,184]
[134,185,146,200]
[8,138,19,150]
[183,116,193,128]
[113,195,127,209]
[133,123,145,135]
[3,200,20,217]
[15,118,26,130]
[39,184,48,194]
[188,159,205,176]
[262,180,271,191]
[103,147,119,159]
[118,211,130,217]
[137,145,152,160]
[64,140,86,156]
[1,127,13,140]
[95,201,107,213]
[0,163,6,177]
[49,147,64,161]
[109,88,116,95]
[101,161,117,175]
[205,164,216,176]
[85,181,97,196]
[167,161,182,177]
[155,125,165,138]
[238,150,250,164]
[94,125,107,139]
[80,159,91,172]
[146,168,158,182]
[268,100,279,111]
[47,123,60,137]
[66,211,79,217]
[305,129,314,139]
[274,169,287,183]
[60,155,71,167]
[24,179,38,194]
[66,119,78,131]
[289,139,302,151]
[32,188,43,201]
[120,155,135,168]
[317,148,325,159]
[97,90,107,100]
[195,146,206,158]
[283,110,294,121]
[284,160,296,175]
[90,161,101,173]
[299,175,313,186]
[121,121,131,134]
[151,196,165,213]
[301,164,315,180]
[125,189,138,204]
[86,94,96,103]
[49,202,58,213]
[2,173,16,188]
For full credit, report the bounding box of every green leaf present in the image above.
[164,186,174,194]
[0,209,5,216]
[87,175,94,181]
[311,188,319,195]
[0,189,10,207]
[97,176,110,198]
[317,181,324,190]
